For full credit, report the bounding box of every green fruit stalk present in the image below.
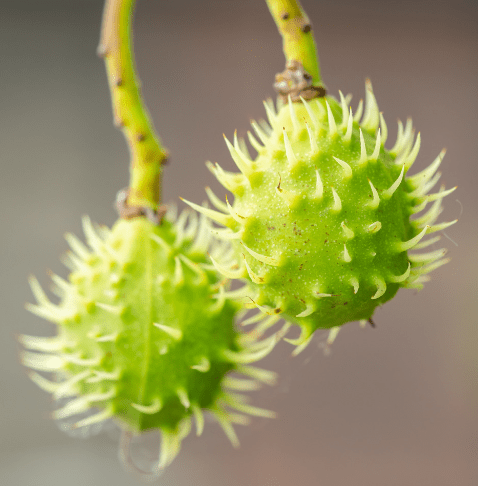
[20,209,278,470]
[184,2,457,351]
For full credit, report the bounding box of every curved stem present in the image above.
[265,0,322,86]
[99,0,168,211]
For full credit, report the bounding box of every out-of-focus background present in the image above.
[1,0,477,484]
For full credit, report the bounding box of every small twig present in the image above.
[265,0,325,100]
[98,0,168,212]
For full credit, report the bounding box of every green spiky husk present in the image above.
[21,210,278,466]
[193,83,455,344]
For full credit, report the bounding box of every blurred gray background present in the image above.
[1,0,477,484]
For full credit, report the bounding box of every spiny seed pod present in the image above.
[184,82,457,350]
[19,208,280,471]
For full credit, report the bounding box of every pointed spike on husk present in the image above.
[361,79,380,132]
[158,430,182,470]
[404,132,421,171]
[326,326,341,346]
[96,302,125,316]
[349,276,359,294]
[52,396,89,420]
[326,100,337,137]
[27,371,60,393]
[72,407,114,429]
[153,322,183,340]
[131,397,162,414]
[222,336,277,364]
[314,168,324,201]
[410,200,428,215]
[284,326,312,347]
[389,263,411,283]
[223,377,261,392]
[50,273,72,294]
[371,276,387,299]
[241,242,279,266]
[227,399,277,419]
[214,284,250,301]
[180,198,232,227]
[333,157,352,179]
[242,254,265,284]
[25,303,64,323]
[353,99,363,122]
[282,129,299,170]
[410,171,442,198]
[426,219,458,234]
[344,107,353,143]
[173,256,184,285]
[178,254,207,282]
[412,235,441,250]
[402,118,414,147]
[222,196,245,225]
[396,226,429,252]
[53,370,91,399]
[419,186,457,204]
[390,120,404,155]
[370,128,382,160]
[263,99,278,131]
[296,303,316,318]
[409,248,447,264]
[306,123,318,153]
[338,90,349,129]
[412,257,451,277]
[408,149,446,188]
[383,165,405,200]
[276,178,301,209]
[288,95,299,133]
[213,408,240,448]
[82,215,104,253]
[290,333,314,357]
[150,232,172,254]
[209,255,245,279]
[191,356,211,372]
[18,335,62,352]
[190,212,211,254]
[205,186,228,213]
[238,135,252,160]
[259,119,272,138]
[247,130,264,153]
[330,187,342,213]
[224,134,253,179]
[205,161,235,193]
[367,221,382,233]
[20,351,64,372]
[28,275,51,306]
[343,244,352,262]
[379,112,388,146]
[367,179,380,209]
[412,198,443,228]
[173,210,189,249]
[358,129,368,165]
[188,403,204,437]
[184,210,199,241]
[177,389,190,409]
[250,120,269,146]
[341,221,355,239]
[237,365,277,386]
[300,96,319,129]
[64,233,90,259]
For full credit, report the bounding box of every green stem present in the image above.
[98,0,168,211]
[265,0,322,86]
